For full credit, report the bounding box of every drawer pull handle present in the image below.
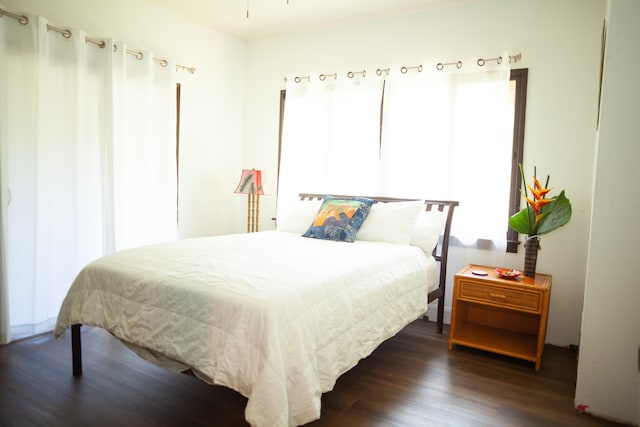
[489,293,506,299]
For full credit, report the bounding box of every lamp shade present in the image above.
[234,169,269,195]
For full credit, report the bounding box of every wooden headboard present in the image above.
[298,193,458,333]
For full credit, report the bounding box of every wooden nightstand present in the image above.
[448,264,552,370]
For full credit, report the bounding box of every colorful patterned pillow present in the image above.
[303,196,375,242]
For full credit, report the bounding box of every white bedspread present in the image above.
[54,231,434,426]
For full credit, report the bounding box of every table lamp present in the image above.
[234,169,269,232]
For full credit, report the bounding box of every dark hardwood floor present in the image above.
[0,319,626,427]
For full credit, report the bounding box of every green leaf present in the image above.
[509,207,536,235]
[536,191,572,235]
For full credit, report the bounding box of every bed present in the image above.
[54,194,457,427]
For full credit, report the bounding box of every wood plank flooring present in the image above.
[0,319,626,427]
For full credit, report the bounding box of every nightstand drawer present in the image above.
[458,280,541,312]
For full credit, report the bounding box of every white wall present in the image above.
[1,0,247,238]
[576,0,640,424]
[244,0,606,346]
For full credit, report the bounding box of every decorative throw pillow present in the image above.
[410,209,447,255]
[303,196,375,242]
[276,200,323,234]
[356,200,424,245]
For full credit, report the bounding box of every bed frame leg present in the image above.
[71,324,83,376]
[436,297,444,334]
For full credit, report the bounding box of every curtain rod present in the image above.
[287,52,522,83]
[0,7,196,74]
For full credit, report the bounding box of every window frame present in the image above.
[176,83,182,225]
[506,68,528,253]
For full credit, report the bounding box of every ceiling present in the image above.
[145,0,463,41]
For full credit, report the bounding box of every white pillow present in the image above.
[276,200,322,234]
[410,209,447,255]
[356,200,423,245]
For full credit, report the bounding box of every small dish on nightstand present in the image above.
[495,268,522,279]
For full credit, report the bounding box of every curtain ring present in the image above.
[400,66,408,74]
[456,61,462,69]
[436,63,444,71]
[347,70,366,78]
[294,76,301,83]
[497,56,503,64]
[0,8,29,24]
[319,73,336,81]
[477,58,485,66]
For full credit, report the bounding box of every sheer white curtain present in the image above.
[111,43,177,249]
[381,61,513,245]
[0,13,177,343]
[278,58,513,247]
[278,76,384,214]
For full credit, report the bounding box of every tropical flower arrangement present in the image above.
[509,165,572,276]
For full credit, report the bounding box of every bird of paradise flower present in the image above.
[509,165,572,237]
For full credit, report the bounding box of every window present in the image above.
[278,68,528,253]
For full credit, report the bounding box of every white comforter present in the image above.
[54,231,434,426]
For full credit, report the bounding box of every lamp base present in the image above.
[246,193,260,233]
